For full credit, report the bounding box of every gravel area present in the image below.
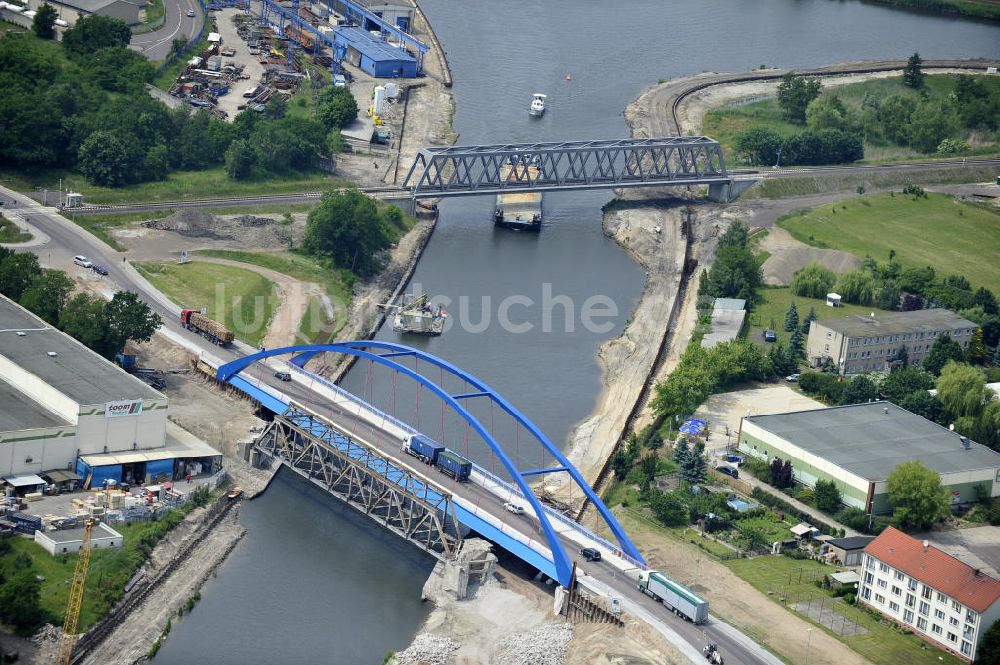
[493,622,574,665]
[393,633,461,665]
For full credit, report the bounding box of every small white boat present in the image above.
[528,93,546,117]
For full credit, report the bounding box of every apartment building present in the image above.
[858,527,1000,662]
[806,309,976,375]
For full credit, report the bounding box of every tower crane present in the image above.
[55,518,95,665]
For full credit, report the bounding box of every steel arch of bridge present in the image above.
[217,341,645,587]
[403,137,729,198]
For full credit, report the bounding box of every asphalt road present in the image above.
[2,188,779,665]
[130,0,203,62]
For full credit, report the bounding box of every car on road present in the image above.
[580,547,602,562]
[73,255,92,268]
[715,465,739,479]
[785,373,800,383]
[274,371,292,382]
[186,8,195,17]
[503,502,524,515]
[91,264,109,276]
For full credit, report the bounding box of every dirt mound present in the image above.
[143,210,229,239]
[762,247,860,286]
[141,210,294,248]
[234,215,273,227]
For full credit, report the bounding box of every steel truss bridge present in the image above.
[402,137,732,198]
[217,341,645,588]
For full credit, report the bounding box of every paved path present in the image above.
[130,0,202,61]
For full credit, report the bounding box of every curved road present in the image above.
[130,0,202,62]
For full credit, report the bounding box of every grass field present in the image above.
[0,215,31,243]
[742,166,999,200]
[702,74,1000,165]
[777,192,1000,292]
[0,167,351,206]
[135,261,278,346]
[727,556,963,665]
[747,286,894,348]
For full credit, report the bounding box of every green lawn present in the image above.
[777,193,1000,292]
[702,73,1000,166]
[727,556,963,665]
[0,215,31,243]
[0,166,351,206]
[743,166,999,200]
[135,261,278,346]
[747,286,895,348]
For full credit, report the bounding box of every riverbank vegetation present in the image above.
[856,0,1000,21]
[705,71,1000,166]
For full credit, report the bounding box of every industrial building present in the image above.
[333,25,418,77]
[45,0,147,25]
[34,521,123,555]
[859,527,1000,662]
[0,295,219,492]
[806,308,977,375]
[738,402,1000,514]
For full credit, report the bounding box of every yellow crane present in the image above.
[55,518,95,665]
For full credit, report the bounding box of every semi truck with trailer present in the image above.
[401,434,445,464]
[637,570,709,624]
[180,309,235,346]
[435,449,472,482]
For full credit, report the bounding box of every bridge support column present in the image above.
[707,179,758,203]
[422,539,497,601]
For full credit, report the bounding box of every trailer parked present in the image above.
[401,434,444,464]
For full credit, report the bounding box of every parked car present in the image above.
[186,8,195,17]
[715,465,739,479]
[91,264,109,276]
[763,329,776,343]
[785,373,800,383]
[503,502,524,515]
[580,547,602,562]
[274,371,292,382]
[723,453,744,466]
[73,255,92,268]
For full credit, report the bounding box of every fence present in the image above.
[707,467,754,495]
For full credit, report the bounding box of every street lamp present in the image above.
[805,627,813,663]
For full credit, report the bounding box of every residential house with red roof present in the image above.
[859,526,1000,662]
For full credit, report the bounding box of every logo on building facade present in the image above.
[104,399,144,418]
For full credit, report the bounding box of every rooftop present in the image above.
[713,298,746,311]
[865,527,1000,613]
[41,521,121,544]
[813,308,975,339]
[745,402,1000,481]
[826,535,876,551]
[334,25,417,63]
[0,379,71,431]
[47,0,126,13]
[0,296,162,405]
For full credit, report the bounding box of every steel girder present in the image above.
[257,408,463,559]
[402,137,729,198]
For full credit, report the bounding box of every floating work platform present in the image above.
[494,162,542,232]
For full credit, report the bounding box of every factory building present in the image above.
[0,296,218,493]
[333,25,418,77]
[738,402,1000,514]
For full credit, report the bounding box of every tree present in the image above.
[0,570,46,634]
[899,390,947,425]
[967,328,988,365]
[777,73,822,124]
[784,301,799,332]
[781,460,793,488]
[903,52,924,89]
[886,460,949,531]
[923,334,965,376]
[32,2,58,39]
[788,328,805,358]
[842,374,878,405]
[893,345,909,368]
[171,37,188,58]
[908,100,958,154]
[62,15,131,55]
[814,479,842,513]
[800,306,818,335]
[978,619,1000,665]
[791,263,836,299]
[225,138,256,180]
[877,280,901,311]
[59,293,114,356]
[105,291,162,351]
[303,190,391,276]
[880,366,934,402]
[877,95,914,145]
[936,362,991,421]
[0,250,42,302]
[770,457,785,487]
[611,449,631,481]
[806,95,857,132]
[682,440,707,485]
[649,489,689,527]
[733,127,782,165]
[672,437,692,469]
[717,220,750,249]
[837,269,876,305]
[703,245,762,302]
[316,86,359,130]
[77,130,140,187]
[19,270,74,325]
[264,96,287,119]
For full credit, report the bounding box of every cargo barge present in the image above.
[493,161,542,232]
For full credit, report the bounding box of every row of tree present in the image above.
[733,126,863,166]
[0,248,161,358]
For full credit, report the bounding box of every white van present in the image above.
[73,255,92,268]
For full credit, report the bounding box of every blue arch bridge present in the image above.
[214,341,645,588]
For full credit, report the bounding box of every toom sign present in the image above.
[104,399,144,418]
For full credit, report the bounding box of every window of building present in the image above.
[826,331,832,339]
[866,557,875,570]
[862,587,871,601]
[824,344,830,352]
[920,601,930,616]
[894,571,904,581]
[947,632,957,643]
[937,592,947,603]
[917,617,928,631]
[966,610,977,624]
[951,600,961,612]
[935,609,946,620]
[891,585,901,596]
[921,586,932,600]
[905,594,915,608]
[889,601,900,612]
[877,579,887,589]
[875,593,885,605]
[865,572,874,584]
[903,609,914,624]
[961,641,972,657]
[931,623,942,635]
[949,617,959,627]
[908,579,917,592]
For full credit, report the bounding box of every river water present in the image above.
[155,2,1000,663]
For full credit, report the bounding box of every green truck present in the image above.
[636,570,709,624]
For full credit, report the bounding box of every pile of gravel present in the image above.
[493,622,573,665]
[393,633,461,665]
[31,623,62,645]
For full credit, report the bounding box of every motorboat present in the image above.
[528,93,546,117]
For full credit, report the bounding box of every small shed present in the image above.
[2,473,46,496]
[822,535,875,566]
[790,522,819,540]
[42,469,81,493]
[826,293,842,308]
[829,570,860,590]
[207,32,222,44]
[34,522,123,556]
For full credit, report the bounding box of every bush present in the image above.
[791,263,836,299]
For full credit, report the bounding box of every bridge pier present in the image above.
[422,538,497,601]
[707,179,758,203]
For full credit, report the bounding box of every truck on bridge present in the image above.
[637,570,709,624]
[436,449,472,482]
[180,309,235,346]
[401,434,444,464]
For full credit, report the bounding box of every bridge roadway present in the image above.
[2,187,779,665]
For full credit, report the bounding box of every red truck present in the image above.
[180,309,235,346]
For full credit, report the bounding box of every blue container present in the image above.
[11,512,42,535]
[406,434,444,463]
[436,449,472,482]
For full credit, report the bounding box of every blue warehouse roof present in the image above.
[335,26,416,64]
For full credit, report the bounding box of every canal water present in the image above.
[157,2,1000,662]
